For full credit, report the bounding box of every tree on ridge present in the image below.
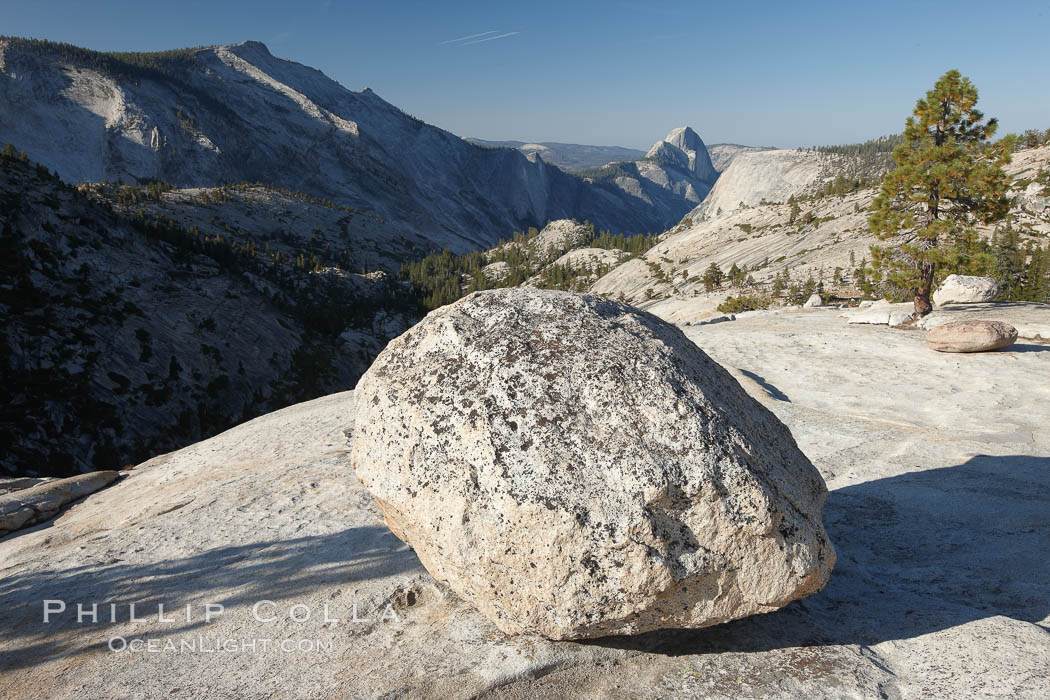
[869,69,1014,316]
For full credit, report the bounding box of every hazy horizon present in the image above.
[2,0,1048,149]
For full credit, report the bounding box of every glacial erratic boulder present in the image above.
[350,288,835,639]
[926,320,1018,353]
[933,275,1000,307]
[804,294,823,308]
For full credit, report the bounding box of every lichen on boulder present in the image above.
[350,288,835,639]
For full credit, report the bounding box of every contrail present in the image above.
[461,31,520,45]
[440,30,499,45]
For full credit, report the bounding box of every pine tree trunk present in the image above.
[915,196,938,317]
[913,231,937,316]
[914,284,933,316]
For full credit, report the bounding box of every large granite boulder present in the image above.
[350,288,835,640]
[933,275,1000,307]
[926,320,1018,353]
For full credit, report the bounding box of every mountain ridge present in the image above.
[462,138,647,171]
[0,37,709,252]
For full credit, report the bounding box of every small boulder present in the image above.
[933,275,999,307]
[695,314,734,326]
[0,471,120,537]
[925,320,1018,353]
[351,288,835,640]
[803,294,823,308]
[847,309,891,325]
[888,312,914,327]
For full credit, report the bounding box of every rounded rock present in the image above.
[350,288,835,639]
[933,275,999,307]
[926,319,1018,353]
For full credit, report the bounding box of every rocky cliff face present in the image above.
[0,38,704,251]
[690,149,847,220]
[0,154,413,476]
[647,126,719,183]
[706,143,776,172]
[0,38,728,478]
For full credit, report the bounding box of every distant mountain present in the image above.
[645,126,718,183]
[570,127,720,228]
[0,37,707,251]
[466,136,775,176]
[463,138,647,172]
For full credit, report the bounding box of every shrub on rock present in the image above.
[350,288,835,639]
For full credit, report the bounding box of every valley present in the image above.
[2,37,1048,479]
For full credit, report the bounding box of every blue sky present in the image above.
[3,0,1048,149]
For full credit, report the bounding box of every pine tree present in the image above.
[869,70,1014,316]
[1021,243,1049,302]
[993,224,1024,299]
[736,263,749,286]
[727,262,742,286]
[702,262,724,292]
[771,269,789,297]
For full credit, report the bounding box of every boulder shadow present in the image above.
[586,454,1050,656]
[938,301,1048,310]
[736,368,791,402]
[0,525,420,671]
[1009,343,1050,353]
